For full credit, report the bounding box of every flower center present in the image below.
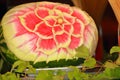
[57,17,63,24]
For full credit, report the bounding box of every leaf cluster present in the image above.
[0,46,120,80]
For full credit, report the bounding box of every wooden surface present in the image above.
[72,0,108,25]
[109,0,120,24]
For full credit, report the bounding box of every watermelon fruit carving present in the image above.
[1,2,98,63]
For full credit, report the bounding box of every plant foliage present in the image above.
[0,46,120,80]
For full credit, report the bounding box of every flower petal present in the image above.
[72,19,84,35]
[12,17,28,37]
[35,22,53,38]
[72,8,89,24]
[38,2,56,9]
[45,17,56,26]
[69,36,81,49]
[63,13,75,23]
[19,11,42,31]
[35,7,49,18]
[64,24,72,33]
[55,4,72,14]
[38,38,56,50]
[55,33,69,44]
[53,25,63,34]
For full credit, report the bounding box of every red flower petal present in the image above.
[55,33,69,44]
[54,25,62,34]
[63,14,75,23]
[11,17,28,37]
[20,11,42,31]
[35,7,49,18]
[72,19,83,35]
[46,18,56,26]
[64,24,71,33]
[38,38,56,50]
[55,5,71,13]
[69,36,81,49]
[72,8,87,24]
[38,2,56,9]
[35,22,53,37]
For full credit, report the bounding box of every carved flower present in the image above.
[1,2,98,63]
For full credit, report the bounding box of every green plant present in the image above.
[0,46,120,80]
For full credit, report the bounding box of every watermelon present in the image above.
[0,1,98,64]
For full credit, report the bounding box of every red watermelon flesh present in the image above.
[1,2,98,63]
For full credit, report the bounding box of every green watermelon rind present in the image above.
[0,26,18,64]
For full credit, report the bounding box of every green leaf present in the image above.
[68,66,89,80]
[68,67,80,80]
[110,46,120,54]
[116,56,120,65]
[11,60,24,71]
[16,64,27,72]
[55,70,66,76]
[103,67,120,79]
[93,67,120,80]
[35,70,53,80]
[83,57,96,68]
[110,67,120,79]
[92,73,106,80]
[6,72,20,80]
[0,72,20,80]
[0,74,7,80]
[104,61,118,68]
[11,60,27,72]
[53,70,65,80]
[11,60,33,73]
[75,45,90,59]
[26,65,36,74]
[53,75,64,80]
[67,70,75,80]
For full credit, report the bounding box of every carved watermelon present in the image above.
[1,2,98,63]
